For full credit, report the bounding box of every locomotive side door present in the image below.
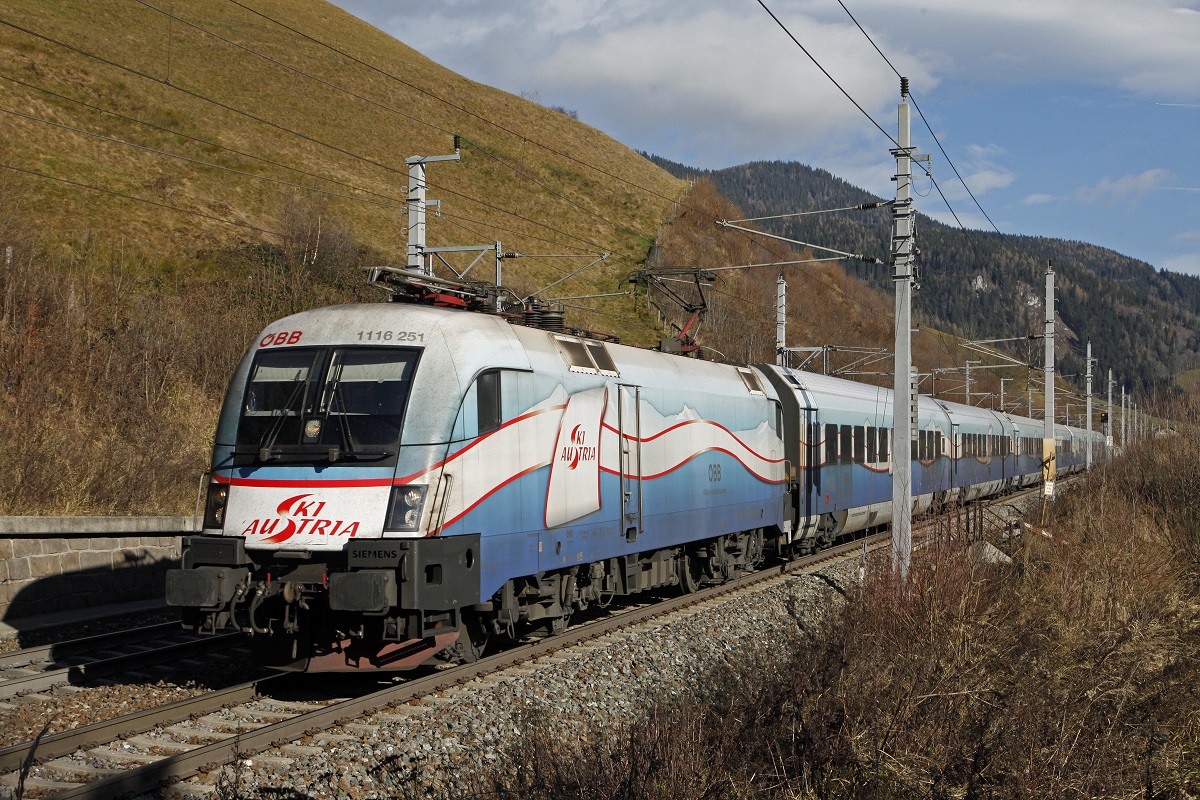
[616,384,642,541]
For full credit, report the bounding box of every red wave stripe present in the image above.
[433,461,549,534]
[394,403,567,485]
[600,447,785,484]
[600,418,784,463]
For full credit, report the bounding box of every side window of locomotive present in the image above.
[879,428,890,462]
[477,370,502,434]
[840,425,853,465]
[853,426,865,463]
[865,426,878,463]
[825,423,838,465]
[451,370,504,441]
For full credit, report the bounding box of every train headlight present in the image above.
[203,483,230,530]
[385,484,427,532]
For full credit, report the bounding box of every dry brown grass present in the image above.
[0,192,371,514]
[0,0,685,346]
[448,429,1200,800]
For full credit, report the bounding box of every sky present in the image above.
[328,0,1200,275]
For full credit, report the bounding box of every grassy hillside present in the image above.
[0,0,696,514]
[0,0,683,321]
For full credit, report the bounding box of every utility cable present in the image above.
[755,0,899,148]
[0,102,406,209]
[0,70,407,205]
[835,0,1002,235]
[173,0,802,281]
[0,161,285,236]
[221,0,804,275]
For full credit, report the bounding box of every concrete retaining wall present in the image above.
[0,517,194,622]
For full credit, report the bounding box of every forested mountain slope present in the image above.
[650,156,1200,393]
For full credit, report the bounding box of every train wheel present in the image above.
[461,611,488,663]
[678,549,704,594]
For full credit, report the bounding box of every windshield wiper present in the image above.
[257,372,307,462]
[324,377,393,461]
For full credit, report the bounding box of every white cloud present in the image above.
[817,0,1200,100]
[1160,251,1200,276]
[1024,193,1055,205]
[1172,229,1200,245]
[1076,169,1174,206]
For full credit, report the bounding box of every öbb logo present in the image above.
[559,424,597,471]
[241,493,360,544]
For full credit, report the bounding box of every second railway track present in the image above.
[0,625,242,702]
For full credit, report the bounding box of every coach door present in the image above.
[617,384,642,542]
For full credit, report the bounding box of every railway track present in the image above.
[0,624,241,702]
[0,484,1047,799]
[0,532,885,799]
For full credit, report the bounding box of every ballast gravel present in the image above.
[175,557,863,800]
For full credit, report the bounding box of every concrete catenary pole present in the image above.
[1107,369,1114,447]
[1086,341,1093,469]
[1044,262,1056,498]
[891,78,921,583]
[776,275,786,367]
[1121,386,1127,449]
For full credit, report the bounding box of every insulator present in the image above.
[541,309,565,333]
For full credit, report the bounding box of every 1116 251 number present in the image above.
[356,331,424,342]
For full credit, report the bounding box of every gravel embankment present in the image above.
[175,557,862,799]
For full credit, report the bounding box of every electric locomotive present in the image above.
[167,275,789,670]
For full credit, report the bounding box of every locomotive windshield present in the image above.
[235,346,419,465]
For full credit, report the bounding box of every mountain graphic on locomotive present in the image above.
[167,271,1105,671]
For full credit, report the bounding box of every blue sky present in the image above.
[330,0,1200,275]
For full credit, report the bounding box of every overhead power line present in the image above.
[0,161,285,236]
[0,103,405,209]
[0,71,408,206]
[754,0,898,148]
[834,0,1001,235]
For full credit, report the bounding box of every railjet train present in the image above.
[167,278,1105,671]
